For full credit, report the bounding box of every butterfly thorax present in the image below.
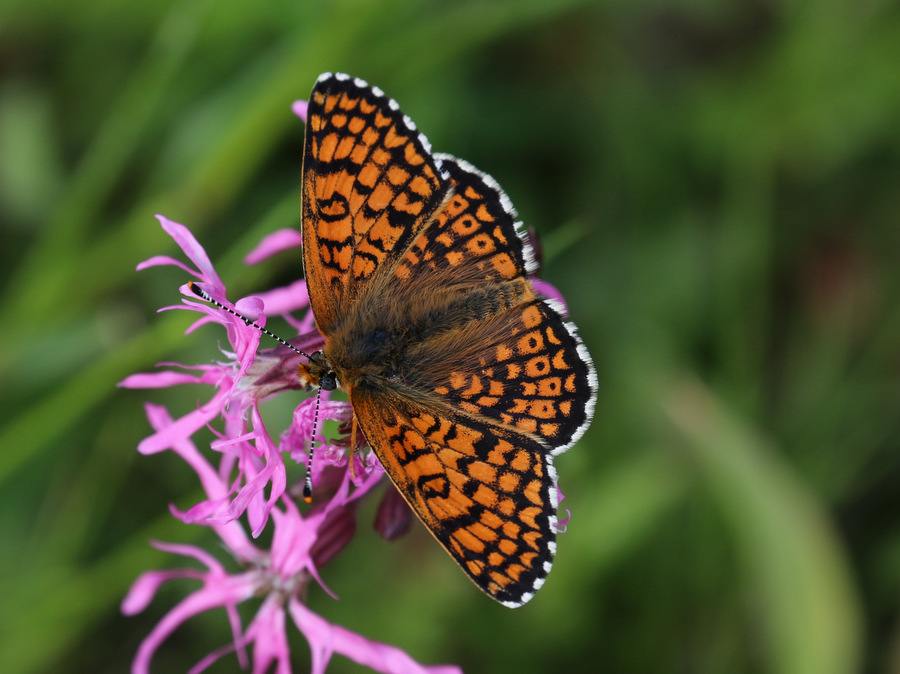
[319,275,535,397]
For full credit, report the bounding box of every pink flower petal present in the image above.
[183,312,219,335]
[532,278,567,312]
[155,215,224,290]
[119,369,215,389]
[248,596,293,674]
[270,498,321,578]
[150,540,227,571]
[289,600,462,674]
[188,641,240,674]
[234,295,265,318]
[244,228,304,265]
[122,569,203,615]
[131,575,255,674]
[174,497,232,525]
[249,279,310,316]
[137,255,200,276]
[292,100,308,122]
[137,387,230,454]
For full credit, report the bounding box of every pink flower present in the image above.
[121,213,460,673]
[122,215,289,536]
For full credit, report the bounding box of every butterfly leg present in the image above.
[348,412,359,479]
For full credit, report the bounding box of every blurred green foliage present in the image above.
[2,0,899,672]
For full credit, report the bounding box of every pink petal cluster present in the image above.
[120,102,460,674]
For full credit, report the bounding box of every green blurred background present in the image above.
[2,0,899,672]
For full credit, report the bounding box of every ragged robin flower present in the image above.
[120,214,460,674]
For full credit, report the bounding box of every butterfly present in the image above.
[297,72,596,607]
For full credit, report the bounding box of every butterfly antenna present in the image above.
[187,282,312,359]
[189,282,321,503]
[302,388,322,504]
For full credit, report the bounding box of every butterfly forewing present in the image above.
[393,154,536,285]
[301,73,450,334]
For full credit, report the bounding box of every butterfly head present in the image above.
[297,350,338,391]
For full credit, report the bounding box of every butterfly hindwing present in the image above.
[405,298,596,453]
[350,386,557,607]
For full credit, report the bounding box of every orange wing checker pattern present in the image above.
[301,75,449,335]
[300,72,597,607]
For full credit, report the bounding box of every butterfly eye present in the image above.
[319,371,338,391]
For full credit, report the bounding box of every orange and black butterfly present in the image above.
[298,72,596,607]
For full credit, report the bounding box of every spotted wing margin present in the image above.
[301,73,450,335]
[352,387,559,607]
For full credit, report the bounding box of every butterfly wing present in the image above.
[352,385,559,607]
[392,153,538,285]
[352,156,597,605]
[301,73,450,335]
